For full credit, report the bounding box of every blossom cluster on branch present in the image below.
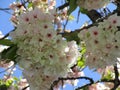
[77,0,110,10]
[0,0,120,90]
[78,13,120,69]
[9,6,80,89]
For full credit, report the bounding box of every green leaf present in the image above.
[0,84,8,90]
[102,70,113,80]
[13,77,19,81]
[80,42,86,54]
[82,86,89,90]
[1,45,18,62]
[13,84,19,90]
[28,2,33,8]
[77,60,84,67]
[0,39,14,46]
[80,47,86,55]
[6,80,13,87]
[80,8,88,14]
[77,56,85,68]
[68,0,78,15]
[64,31,80,44]
[68,15,75,21]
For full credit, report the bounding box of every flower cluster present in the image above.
[77,0,110,10]
[10,0,56,26]
[89,83,110,90]
[78,14,120,69]
[27,0,56,11]
[54,7,68,32]
[89,58,120,90]
[7,78,29,90]
[10,7,79,89]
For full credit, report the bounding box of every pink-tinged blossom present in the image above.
[49,0,56,9]
[10,7,80,90]
[89,83,110,90]
[77,0,110,10]
[107,13,120,26]
[89,84,97,90]
[78,14,120,69]
[9,2,23,10]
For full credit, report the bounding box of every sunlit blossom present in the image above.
[10,7,80,90]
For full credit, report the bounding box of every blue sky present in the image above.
[0,0,117,90]
[0,0,23,78]
[0,0,15,35]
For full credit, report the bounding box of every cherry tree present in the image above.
[0,0,120,90]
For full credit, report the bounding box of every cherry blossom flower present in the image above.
[78,14,120,69]
[77,0,110,10]
[10,7,80,89]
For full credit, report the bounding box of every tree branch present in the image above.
[0,28,16,40]
[22,85,29,90]
[57,2,69,10]
[0,8,12,14]
[50,76,94,90]
[61,9,118,42]
[111,65,120,90]
[0,8,10,10]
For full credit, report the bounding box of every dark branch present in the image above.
[86,10,102,23]
[22,85,29,90]
[0,8,12,14]
[0,8,10,10]
[0,28,16,40]
[75,82,92,90]
[61,9,118,41]
[57,3,102,23]
[111,65,120,90]
[50,76,94,90]
[57,2,69,10]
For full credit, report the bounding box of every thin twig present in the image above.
[111,65,120,90]
[4,65,15,81]
[57,2,69,10]
[0,8,11,10]
[22,85,29,90]
[0,65,14,74]
[0,8,12,14]
[63,17,69,31]
[50,76,94,90]
[61,9,118,39]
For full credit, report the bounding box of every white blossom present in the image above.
[78,14,120,69]
[10,7,80,89]
[77,0,110,10]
